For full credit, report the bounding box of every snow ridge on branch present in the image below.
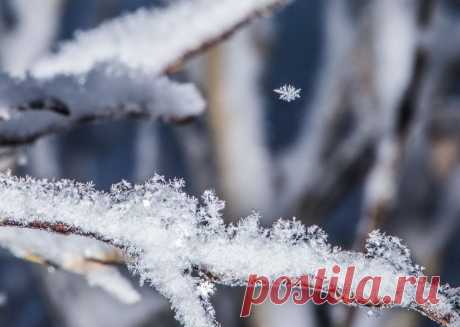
[32,0,289,78]
[0,173,458,327]
[0,63,205,145]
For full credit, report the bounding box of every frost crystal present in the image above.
[273,84,301,102]
[365,230,422,275]
[197,281,216,299]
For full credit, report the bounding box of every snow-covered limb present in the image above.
[0,173,457,327]
[0,63,205,145]
[32,0,289,78]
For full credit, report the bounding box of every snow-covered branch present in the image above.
[0,63,205,145]
[32,0,289,78]
[0,173,457,327]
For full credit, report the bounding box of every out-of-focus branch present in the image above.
[32,0,290,78]
[0,67,205,145]
[0,224,141,303]
[0,0,63,77]
[165,1,288,75]
[399,5,460,269]
[206,24,275,219]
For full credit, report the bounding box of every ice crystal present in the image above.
[273,84,301,102]
[197,281,216,299]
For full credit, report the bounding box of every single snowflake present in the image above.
[273,84,301,102]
